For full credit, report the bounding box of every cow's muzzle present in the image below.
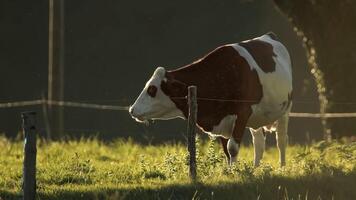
[129,106,148,124]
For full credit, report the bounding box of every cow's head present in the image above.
[129,67,185,123]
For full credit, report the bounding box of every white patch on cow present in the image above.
[129,67,184,122]
[228,33,293,129]
[202,115,237,139]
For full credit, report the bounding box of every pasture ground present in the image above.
[0,135,355,200]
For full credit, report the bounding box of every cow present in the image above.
[129,32,293,167]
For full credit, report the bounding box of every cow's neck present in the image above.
[166,61,237,132]
[169,62,202,86]
[164,63,200,119]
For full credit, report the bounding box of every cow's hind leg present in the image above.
[250,128,266,167]
[276,112,290,167]
[220,137,230,164]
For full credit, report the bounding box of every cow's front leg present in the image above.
[228,107,252,165]
[227,137,239,165]
[220,137,230,164]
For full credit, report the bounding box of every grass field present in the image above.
[0,135,355,200]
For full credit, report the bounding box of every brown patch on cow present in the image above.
[161,45,263,143]
[239,39,276,73]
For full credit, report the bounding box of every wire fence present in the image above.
[1,98,356,118]
[0,99,128,111]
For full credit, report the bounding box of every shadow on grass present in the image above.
[2,172,356,200]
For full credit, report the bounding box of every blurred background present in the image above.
[1,0,355,144]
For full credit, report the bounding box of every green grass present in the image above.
[0,135,355,200]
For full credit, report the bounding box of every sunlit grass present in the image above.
[0,135,355,199]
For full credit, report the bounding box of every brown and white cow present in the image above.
[129,33,293,167]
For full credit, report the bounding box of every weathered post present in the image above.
[22,112,37,200]
[187,86,197,181]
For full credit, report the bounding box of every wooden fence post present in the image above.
[187,86,197,181]
[22,111,37,200]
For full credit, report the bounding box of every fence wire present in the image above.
[1,99,356,118]
[46,100,129,111]
[0,100,43,108]
[0,99,129,111]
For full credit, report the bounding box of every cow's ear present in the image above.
[154,67,166,78]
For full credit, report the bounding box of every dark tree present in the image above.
[274,0,356,140]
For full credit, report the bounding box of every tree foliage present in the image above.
[274,0,356,138]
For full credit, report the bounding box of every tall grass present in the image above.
[0,135,355,200]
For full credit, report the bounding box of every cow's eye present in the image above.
[147,85,157,97]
